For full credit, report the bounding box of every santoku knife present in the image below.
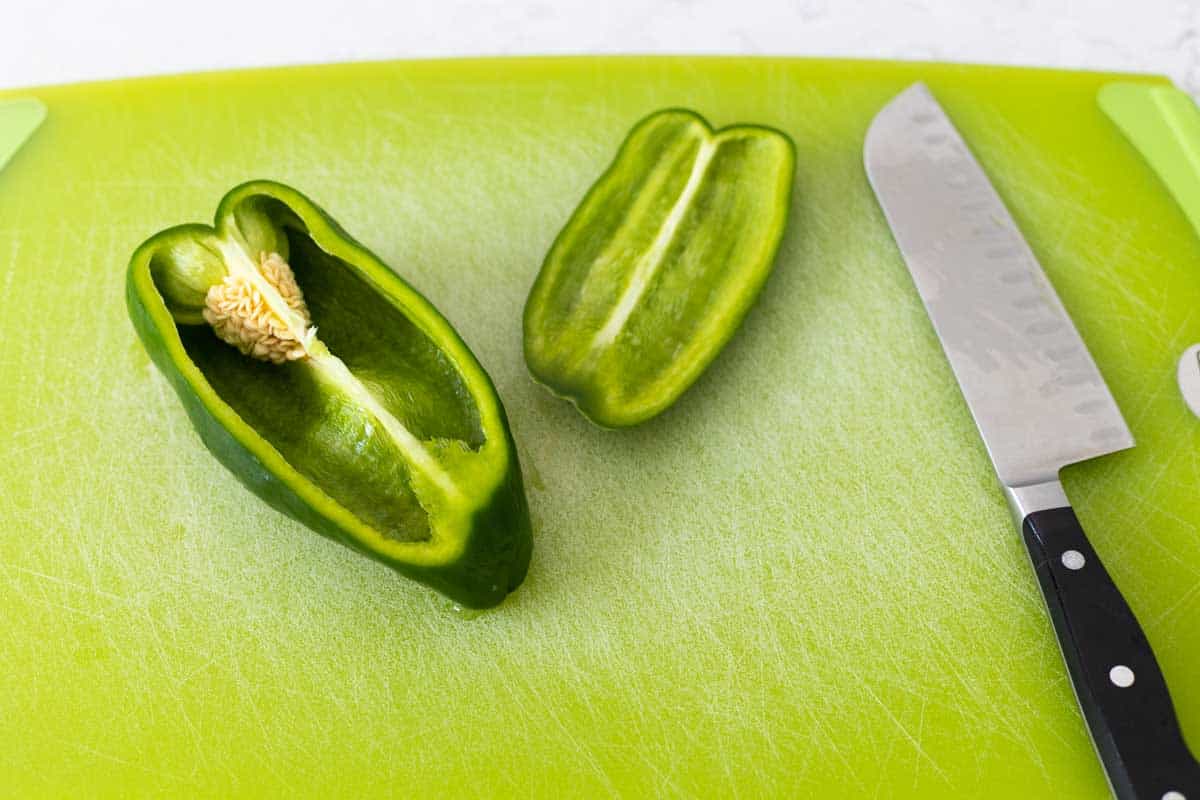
[864,82,1200,800]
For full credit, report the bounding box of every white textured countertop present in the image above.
[3,0,1197,91]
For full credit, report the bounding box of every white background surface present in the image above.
[3,0,1198,91]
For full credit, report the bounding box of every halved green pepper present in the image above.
[524,109,795,427]
[127,180,531,609]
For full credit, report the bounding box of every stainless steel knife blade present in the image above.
[863,82,1133,501]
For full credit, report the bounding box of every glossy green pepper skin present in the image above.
[524,109,795,428]
[127,181,531,609]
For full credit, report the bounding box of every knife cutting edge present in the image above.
[864,82,1200,800]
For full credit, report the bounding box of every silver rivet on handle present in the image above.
[1109,665,1136,688]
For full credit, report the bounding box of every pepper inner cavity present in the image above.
[196,239,462,507]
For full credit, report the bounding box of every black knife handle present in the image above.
[1022,506,1200,800]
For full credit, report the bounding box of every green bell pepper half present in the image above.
[524,109,795,428]
[126,180,531,609]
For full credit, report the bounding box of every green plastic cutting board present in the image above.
[1,57,1198,799]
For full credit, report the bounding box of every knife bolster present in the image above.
[1005,478,1069,524]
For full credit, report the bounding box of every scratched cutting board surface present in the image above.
[1,57,1199,798]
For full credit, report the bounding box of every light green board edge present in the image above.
[0,98,45,172]
[0,58,1198,799]
[1100,82,1200,236]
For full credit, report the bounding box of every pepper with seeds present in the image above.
[127,181,531,609]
